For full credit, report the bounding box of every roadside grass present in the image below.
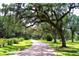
[39,39,79,56]
[0,38,32,56]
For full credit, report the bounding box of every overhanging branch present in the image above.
[52,10,58,20]
[58,4,76,22]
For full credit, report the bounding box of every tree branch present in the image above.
[52,10,58,20]
[58,10,70,22]
[58,3,76,22]
[26,21,37,28]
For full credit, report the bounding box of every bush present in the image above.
[0,39,7,47]
[0,38,24,48]
[7,40,13,45]
[76,35,79,40]
[45,33,53,41]
[22,34,29,40]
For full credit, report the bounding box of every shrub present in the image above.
[0,39,7,47]
[45,33,53,41]
[0,38,24,48]
[76,35,79,40]
[7,40,13,45]
[19,38,24,41]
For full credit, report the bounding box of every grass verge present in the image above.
[39,39,79,56]
[0,39,32,56]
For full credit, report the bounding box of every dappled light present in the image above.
[0,3,79,56]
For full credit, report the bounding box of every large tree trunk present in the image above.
[61,33,66,47]
[71,30,74,42]
[59,29,67,47]
[53,30,57,43]
[71,33,74,42]
[58,19,67,47]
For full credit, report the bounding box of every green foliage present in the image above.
[44,33,53,41]
[39,39,79,56]
[0,39,32,56]
[0,38,24,48]
[76,35,79,40]
[64,30,71,40]
[0,3,78,48]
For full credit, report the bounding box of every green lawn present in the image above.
[39,39,79,56]
[0,39,32,56]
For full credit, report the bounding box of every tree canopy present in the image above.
[0,3,79,47]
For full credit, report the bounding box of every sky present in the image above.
[73,9,79,16]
